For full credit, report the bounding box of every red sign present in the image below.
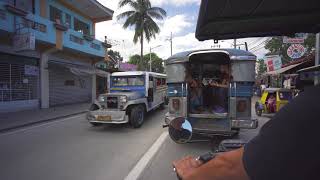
[287,44,305,59]
[283,37,304,44]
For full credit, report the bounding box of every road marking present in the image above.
[124,131,169,180]
[0,114,85,137]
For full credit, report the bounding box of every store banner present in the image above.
[264,55,282,72]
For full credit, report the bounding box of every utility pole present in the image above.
[245,42,248,51]
[234,39,237,49]
[170,32,173,56]
[166,32,173,56]
[315,33,320,85]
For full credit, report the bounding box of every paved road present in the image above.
[0,107,167,180]
[139,103,271,180]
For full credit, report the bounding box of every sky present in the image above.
[96,0,269,61]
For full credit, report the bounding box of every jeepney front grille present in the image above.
[107,97,118,109]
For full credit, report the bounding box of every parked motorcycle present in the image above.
[166,117,246,179]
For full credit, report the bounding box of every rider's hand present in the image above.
[173,156,203,180]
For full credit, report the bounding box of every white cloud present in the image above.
[96,0,269,61]
[150,0,200,6]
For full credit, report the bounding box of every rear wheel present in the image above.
[130,105,145,128]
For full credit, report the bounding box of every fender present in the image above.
[124,98,149,111]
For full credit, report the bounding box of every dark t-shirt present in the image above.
[243,85,320,180]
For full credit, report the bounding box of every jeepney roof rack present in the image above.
[165,49,256,65]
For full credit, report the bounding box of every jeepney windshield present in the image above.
[111,76,145,86]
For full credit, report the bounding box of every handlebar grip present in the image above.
[198,152,215,163]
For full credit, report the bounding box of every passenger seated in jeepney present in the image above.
[189,79,204,113]
[209,64,230,114]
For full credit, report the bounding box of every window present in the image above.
[9,0,35,13]
[50,6,62,23]
[70,34,83,45]
[74,18,90,35]
[65,13,71,28]
[156,78,162,87]
[162,78,166,85]
[112,76,145,86]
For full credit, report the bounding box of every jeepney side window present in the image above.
[149,76,153,88]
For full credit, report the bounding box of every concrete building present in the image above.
[0,0,113,112]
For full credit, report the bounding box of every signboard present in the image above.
[283,37,305,44]
[264,55,282,72]
[13,32,35,52]
[287,44,305,59]
[24,65,39,76]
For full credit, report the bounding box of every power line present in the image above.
[249,37,271,51]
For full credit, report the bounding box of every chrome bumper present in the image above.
[165,112,176,125]
[165,113,258,130]
[231,119,258,129]
[87,109,129,124]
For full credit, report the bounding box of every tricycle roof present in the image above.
[112,71,166,78]
[165,49,256,65]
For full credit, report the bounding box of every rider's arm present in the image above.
[173,147,249,180]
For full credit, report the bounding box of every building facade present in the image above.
[0,0,113,112]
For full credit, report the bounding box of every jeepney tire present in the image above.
[90,122,102,126]
[130,105,145,128]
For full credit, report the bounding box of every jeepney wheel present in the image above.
[255,108,262,117]
[130,105,145,128]
[255,103,262,117]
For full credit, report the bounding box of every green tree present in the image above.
[117,0,166,64]
[264,34,316,64]
[128,53,164,73]
[108,50,123,62]
[257,59,267,77]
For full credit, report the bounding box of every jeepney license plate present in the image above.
[97,115,111,121]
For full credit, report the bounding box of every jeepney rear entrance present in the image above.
[165,49,258,139]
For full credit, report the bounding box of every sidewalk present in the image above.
[0,103,90,132]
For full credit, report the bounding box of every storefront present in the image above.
[48,61,93,107]
[0,53,39,112]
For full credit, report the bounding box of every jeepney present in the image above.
[87,71,167,128]
[164,49,258,141]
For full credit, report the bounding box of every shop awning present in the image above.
[265,63,303,75]
[48,61,109,77]
[196,0,320,41]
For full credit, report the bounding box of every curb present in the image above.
[0,111,87,133]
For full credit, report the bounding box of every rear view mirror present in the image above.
[168,117,192,143]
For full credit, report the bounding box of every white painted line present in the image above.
[124,131,169,180]
[0,113,85,137]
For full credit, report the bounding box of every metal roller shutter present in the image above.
[49,66,92,106]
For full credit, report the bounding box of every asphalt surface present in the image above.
[139,104,271,180]
[0,107,167,180]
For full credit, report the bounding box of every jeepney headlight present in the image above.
[119,96,127,103]
[98,95,105,102]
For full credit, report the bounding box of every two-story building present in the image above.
[0,0,113,112]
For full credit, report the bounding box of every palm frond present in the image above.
[147,7,166,17]
[117,11,136,21]
[122,13,141,29]
[118,0,139,10]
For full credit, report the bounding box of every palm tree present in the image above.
[117,0,166,63]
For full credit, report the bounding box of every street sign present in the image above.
[283,37,305,44]
[13,32,35,52]
[264,55,282,72]
[287,44,305,59]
